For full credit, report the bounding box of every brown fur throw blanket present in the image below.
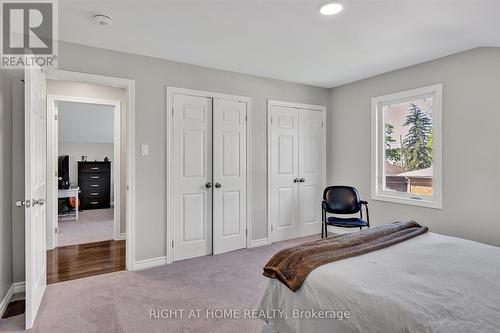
[263,221,428,292]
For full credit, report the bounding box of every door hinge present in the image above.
[54,227,58,234]
[172,108,174,116]
[245,115,247,122]
[54,114,58,120]
[245,229,248,236]
[126,185,130,191]
[54,170,58,177]
[270,117,273,124]
[171,240,174,248]
[271,225,274,232]
[322,121,324,127]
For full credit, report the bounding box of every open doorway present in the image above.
[53,99,120,247]
[45,81,126,284]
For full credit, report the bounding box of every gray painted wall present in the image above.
[0,71,13,300]
[55,42,331,261]
[329,47,500,246]
[11,75,24,284]
[58,101,114,143]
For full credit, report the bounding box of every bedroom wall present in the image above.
[11,74,24,284]
[0,71,13,304]
[328,47,500,246]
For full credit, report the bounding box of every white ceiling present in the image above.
[58,0,500,88]
[58,101,114,143]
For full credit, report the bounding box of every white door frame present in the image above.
[267,99,327,244]
[47,94,122,249]
[166,86,253,264]
[43,69,136,271]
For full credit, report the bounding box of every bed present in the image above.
[259,231,500,333]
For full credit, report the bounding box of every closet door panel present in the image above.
[212,98,247,255]
[172,94,213,261]
[298,110,323,236]
[271,106,299,241]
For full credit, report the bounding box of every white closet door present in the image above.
[212,98,247,254]
[298,110,323,236]
[271,106,299,241]
[172,94,213,261]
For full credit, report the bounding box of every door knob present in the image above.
[293,178,299,183]
[299,178,305,183]
[205,182,213,189]
[33,199,45,206]
[214,182,222,188]
[15,200,31,208]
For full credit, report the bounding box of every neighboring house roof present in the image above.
[385,162,407,175]
[395,167,433,178]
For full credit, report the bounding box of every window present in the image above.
[371,84,442,209]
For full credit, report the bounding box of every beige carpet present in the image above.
[0,234,323,332]
[57,208,114,247]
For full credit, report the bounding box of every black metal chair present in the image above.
[322,186,369,238]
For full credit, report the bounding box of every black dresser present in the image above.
[78,161,111,210]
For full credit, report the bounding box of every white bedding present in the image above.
[259,232,500,333]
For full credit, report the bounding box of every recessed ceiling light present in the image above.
[92,13,113,26]
[319,1,343,15]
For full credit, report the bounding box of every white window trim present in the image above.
[371,84,443,209]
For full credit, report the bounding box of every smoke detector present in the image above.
[92,13,113,26]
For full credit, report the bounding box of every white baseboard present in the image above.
[115,232,126,241]
[12,281,25,294]
[134,256,167,271]
[0,285,14,317]
[250,238,270,248]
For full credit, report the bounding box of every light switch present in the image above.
[141,144,149,156]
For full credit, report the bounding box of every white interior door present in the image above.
[24,66,47,329]
[270,106,299,242]
[172,94,213,261]
[212,98,247,255]
[298,110,323,236]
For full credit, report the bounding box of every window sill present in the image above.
[372,193,442,210]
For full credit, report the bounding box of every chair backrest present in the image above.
[323,186,361,214]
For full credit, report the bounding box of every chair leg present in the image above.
[325,223,328,238]
[321,209,325,239]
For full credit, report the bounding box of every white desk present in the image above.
[58,187,80,221]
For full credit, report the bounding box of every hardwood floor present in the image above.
[47,240,125,284]
[1,300,25,319]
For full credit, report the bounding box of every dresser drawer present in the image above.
[80,198,110,210]
[78,162,111,174]
[80,188,110,199]
[79,182,109,195]
[79,173,110,184]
